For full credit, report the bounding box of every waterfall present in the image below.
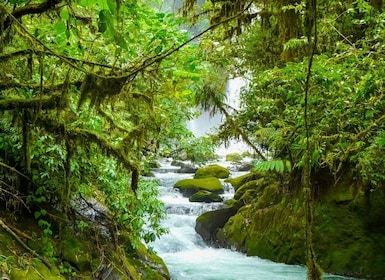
[187,77,251,156]
[150,165,354,280]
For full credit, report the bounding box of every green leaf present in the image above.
[155,45,163,54]
[60,8,70,20]
[98,10,111,33]
[107,0,117,14]
[34,211,41,219]
[114,32,128,49]
[276,160,284,173]
[54,21,66,34]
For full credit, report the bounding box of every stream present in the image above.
[150,163,355,280]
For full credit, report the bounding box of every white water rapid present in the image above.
[150,164,354,280]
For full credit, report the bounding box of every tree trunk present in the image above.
[279,0,301,62]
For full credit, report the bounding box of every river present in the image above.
[150,164,355,280]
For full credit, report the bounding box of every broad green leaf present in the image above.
[98,10,110,33]
[107,0,117,14]
[60,8,70,20]
[34,211,41,219]
[54,21,66,34]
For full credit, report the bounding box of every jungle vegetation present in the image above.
[1,0,385,279]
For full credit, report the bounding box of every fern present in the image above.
[253,159,291,173]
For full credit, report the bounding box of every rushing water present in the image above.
[150,167,355,280]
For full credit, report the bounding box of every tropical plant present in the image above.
[0,0,218,275]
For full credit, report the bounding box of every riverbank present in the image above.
[0,203,169,279]
[196,170,385,279]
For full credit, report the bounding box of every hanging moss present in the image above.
[79,74,127,108]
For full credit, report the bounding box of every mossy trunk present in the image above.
[279,0,301,62]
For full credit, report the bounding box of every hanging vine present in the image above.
[303,0,323,279]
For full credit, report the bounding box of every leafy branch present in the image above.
[1,0,62,34]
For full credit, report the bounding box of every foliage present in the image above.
[0,0,217,276]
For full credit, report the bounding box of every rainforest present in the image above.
[0,0,385,279]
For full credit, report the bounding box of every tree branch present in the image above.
[0,218,52,269]
[2,0,62,33]
[0,94,65,110]
[123,1,256,79]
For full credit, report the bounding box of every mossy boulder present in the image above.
[214,172,385,279]
[174,177,224,197]
[225,171,265,191]
[189,190,223,203]
[61,229,93,272]
[233,179,262,200]
[195,206,238,242]
[225,153,243,162]
[119,232,169,280]
[194,164,230,179]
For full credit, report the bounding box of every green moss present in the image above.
[225,153,243,162]
[0,212,170,280]
[225,172,265,190]
[234,178,263,200]
[61,231,92,272]
[10,258,65,280]
[174,177,224,196]
[217,174,385,278]
[189,190,223,203]
[254,183,280,209]
[119,232,169,279]
[194,164,230,179]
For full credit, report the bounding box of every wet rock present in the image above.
[194,164,230,179]
[174,177,224,197]
[189,190,223,203]
[195,207,238,242]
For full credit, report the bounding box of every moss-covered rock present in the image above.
[194,164,230,179]
[189,190,223,203]
[213,172,385,279]
[174,177,224,196]
[61,229,93,272]
[233,178,262,200]
[225,153,243,162]
[195,206,238,242]
[119,232,170,279]
[224,171,266,191]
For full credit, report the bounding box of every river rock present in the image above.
[189,190,223,203]
[194,164,230,179]
[174,177,224,197]
[235,162,254,172]
[195,206,238,242]
[224,171,265,191]
[225,153,243,162]
[177,164,197,174]
[215,171,385,279]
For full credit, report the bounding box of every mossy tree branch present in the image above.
[0,94,66,110]
[1,0,62,34]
